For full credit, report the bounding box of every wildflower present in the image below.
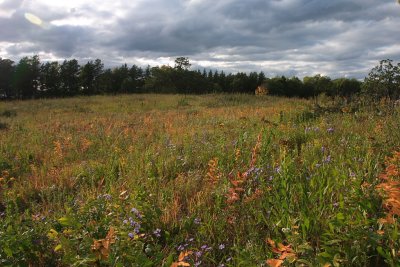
[131,208,142,219]
[123,219,128,224]
[177,244,186,251]
[201,245,212,251]
[128,232,134,239]
[102,194,112,200]
[195,251,203,258]
[227,257,232,262]
[153,228,161,238]
[327,127,334,133]
[275,166,281,173]
[324,155,331,163]
[333,202,339,208]
[219,244,225,250]
[269,176,273,181]
[194,261,202,267]
[194,217,201,224]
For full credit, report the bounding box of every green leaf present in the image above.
[3,246,13,257]
[165,253,174,266]
[336,212,345,221]
[47,229,58,239]
[326,239,342,245]
[58,216,73,227]
[54,244,62,252]
[304,217,310,231]
[377,246,388,259]
[318,251,332,259]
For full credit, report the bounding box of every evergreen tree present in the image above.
[0,58,15,98]
[60,59,80,96]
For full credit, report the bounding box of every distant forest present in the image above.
[0,56,398,100]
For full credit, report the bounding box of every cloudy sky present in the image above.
[0,0,399,79]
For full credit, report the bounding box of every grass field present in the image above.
[1,94,400,266]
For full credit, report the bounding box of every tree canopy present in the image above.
[0,55,393,100]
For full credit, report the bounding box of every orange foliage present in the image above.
[266,238,297,266]
[171,251,192,267]
[226,133,262,205]
[207,158,221,186]
[376,151,400,224]
[91,227,116,260]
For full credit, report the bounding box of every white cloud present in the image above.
[0,0,400,78]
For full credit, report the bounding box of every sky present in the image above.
[0,0,399,79]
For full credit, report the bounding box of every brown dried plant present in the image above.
[91,227,116,260]
[376,151,400,224]
[226,133,262,205]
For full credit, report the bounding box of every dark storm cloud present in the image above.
[0,0,399,78]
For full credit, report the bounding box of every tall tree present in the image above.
[60,59,80,96]
[80,59,104,95]
[0,58,15,98]
[303,74,332,97]
[174,57,191,70]
[362,59,400,99]
[40,61,61,97]
[112,64,129,93]
[12,55,40,99]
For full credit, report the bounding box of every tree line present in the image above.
[0,56,399,99]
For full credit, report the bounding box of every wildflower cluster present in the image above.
[122,207,143,238]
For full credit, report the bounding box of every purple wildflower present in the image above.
[324,155,331,163]
[219,244,225,250]
[201,245,212,251]
[131,208,142,219]
[327,127,334,133]
[123,219,128,224]
[153,228,161,237]
[194,261,202,267]
[194,217,201,224]
[128,232,134,238]
[275,166,281,173]
[195,251,203,258]
[102,194,112,200]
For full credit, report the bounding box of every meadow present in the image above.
[0,94,400,266]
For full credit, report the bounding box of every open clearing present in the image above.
[1,94,400,266]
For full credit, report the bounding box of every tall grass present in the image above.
[0,94,399,266]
